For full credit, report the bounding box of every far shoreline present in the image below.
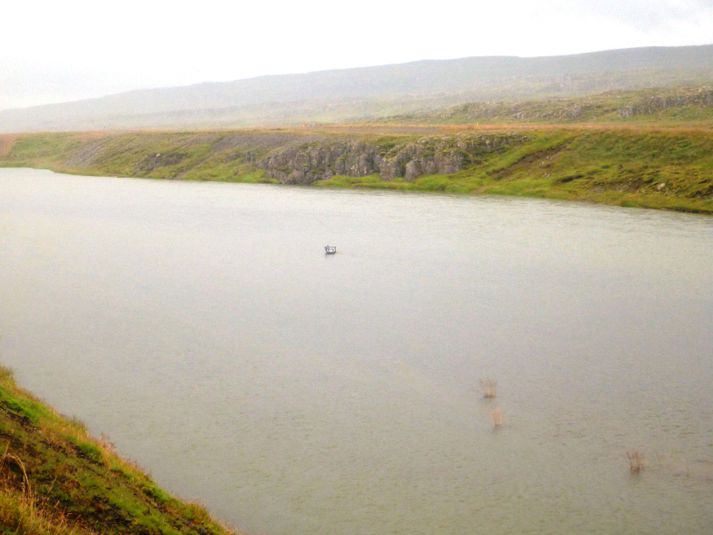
[1,126,711,215]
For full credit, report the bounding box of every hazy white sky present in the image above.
[1,0,712,110]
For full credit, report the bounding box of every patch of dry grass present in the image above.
[0,440,95,534]
[0,135,18,158]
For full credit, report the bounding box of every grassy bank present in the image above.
[317,129,713,213]
[0,366,234,534]
[0,126,711,214]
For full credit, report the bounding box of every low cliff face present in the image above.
[618,88,713,117]
[0,130,526,185]
[256,134,527,184]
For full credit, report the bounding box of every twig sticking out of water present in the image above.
[491,407,504,429]
[480,378,497,399]
[627,450,644,474]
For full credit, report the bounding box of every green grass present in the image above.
[315,174,411,190]
[0,132,283,184]
[0,366,235,534]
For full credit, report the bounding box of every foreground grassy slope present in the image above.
[0,367,234,534]
[1,126,711,213]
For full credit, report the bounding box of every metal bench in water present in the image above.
[324,245,337,255]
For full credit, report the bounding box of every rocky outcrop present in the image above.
[137,151,187,173]
[257,140,381,184]
[256,134,526,184]
[618,88,713,117]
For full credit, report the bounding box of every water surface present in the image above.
[1,168,712,534]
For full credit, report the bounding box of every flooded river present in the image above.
[1,168,711,533]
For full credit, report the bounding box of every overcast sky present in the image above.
[1,0,712,110]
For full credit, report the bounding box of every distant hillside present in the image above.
[1,45,712,132]
[383,85,713,125]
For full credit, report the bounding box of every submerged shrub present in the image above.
[480,378,497,399]
[491,407,504,429]
[626,450,645,474]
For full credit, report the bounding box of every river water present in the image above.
[1,168,712,534]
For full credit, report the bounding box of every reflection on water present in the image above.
[1,168,712,534]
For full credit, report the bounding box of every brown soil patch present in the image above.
[0,134,18,157]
